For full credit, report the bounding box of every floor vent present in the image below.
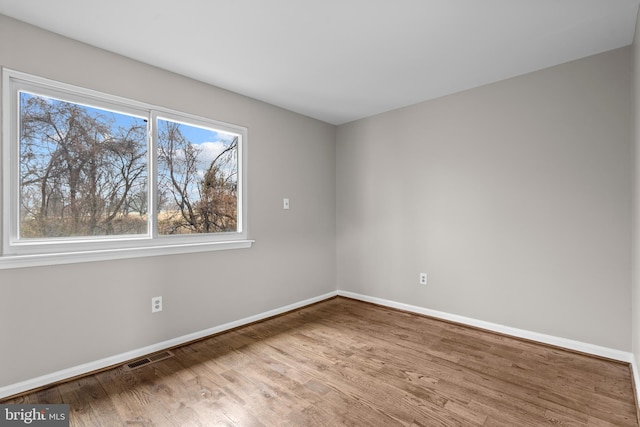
[124,351,174,370]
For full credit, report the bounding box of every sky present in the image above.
[20,91,239,208]
[20,91,237,164]
[166,119,236,166]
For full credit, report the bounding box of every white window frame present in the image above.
[1,68,252,269]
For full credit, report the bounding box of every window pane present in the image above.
[19,92,148,238]
[157,118,239,235]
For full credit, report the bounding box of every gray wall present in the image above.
[633,10,640,373]
[337,47,633,350]
[1,11,635,391]
[0,15,336,387]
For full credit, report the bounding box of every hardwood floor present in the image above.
[4,297,638,426]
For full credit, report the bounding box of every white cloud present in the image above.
[195,141,226,165]
[193,141,237,181]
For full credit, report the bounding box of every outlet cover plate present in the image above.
[152,296,163,313]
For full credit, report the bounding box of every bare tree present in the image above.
[198,136,238,232]
[19,93,147,237]
[157,120,238,234]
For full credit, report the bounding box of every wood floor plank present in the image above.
[2,297,637,426]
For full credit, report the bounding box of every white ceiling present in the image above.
[0,0,638,125]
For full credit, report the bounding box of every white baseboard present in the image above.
[338,290,634,363]
[340,290,640,412]
[0,291,339,400]
[631,356,640,415]
[2,289,636,402]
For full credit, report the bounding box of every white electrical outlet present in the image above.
[152,296,162,313]
[283,198,290,210]
[419,273,427,285]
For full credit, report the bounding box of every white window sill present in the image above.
[0,240,254,269]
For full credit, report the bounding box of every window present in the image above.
[2,69,250,267]
[156,116,240,236]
